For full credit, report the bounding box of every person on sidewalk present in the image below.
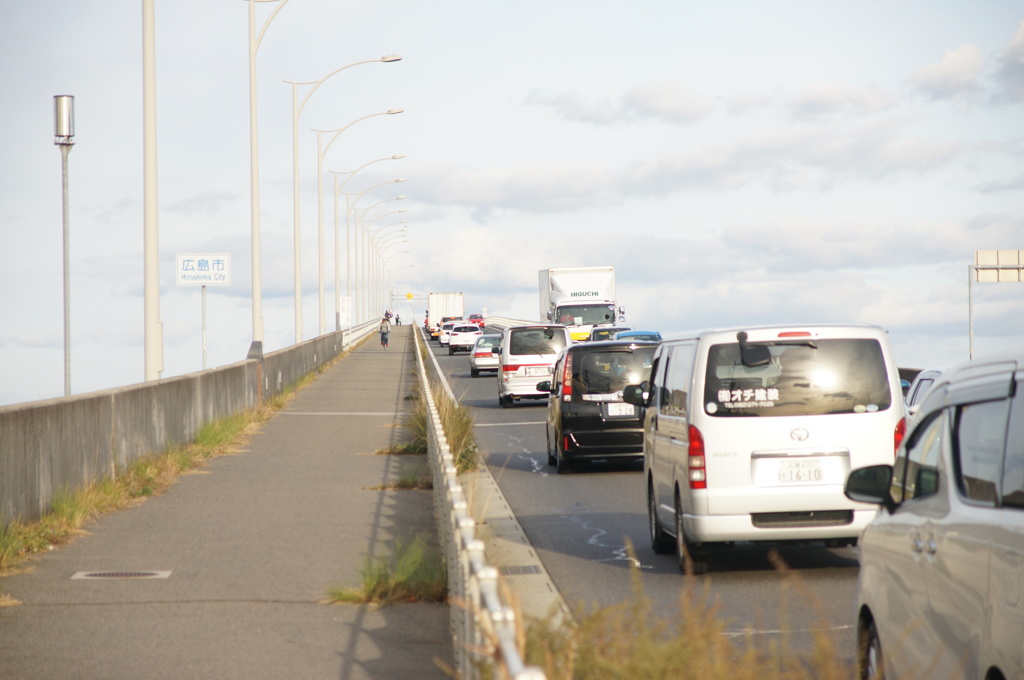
[379,315,391,349]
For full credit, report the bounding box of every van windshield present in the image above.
[509,328,567,356]
[704,338,892,417]
[556,304,616,325]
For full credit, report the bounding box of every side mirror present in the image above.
[845,465,896,513]
[536,381,552,393]
[622,384,648,407]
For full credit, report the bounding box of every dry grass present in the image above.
[0,346,347,589]
[523,543,853,680]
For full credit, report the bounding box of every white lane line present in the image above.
[280,412,402,416]
[721,624,854,639]
[477,421,545,427]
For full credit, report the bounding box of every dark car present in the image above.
[537,340,657,473]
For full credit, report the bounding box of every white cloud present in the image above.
[909,43,985,100]
[992,20,1024,104]
[789,83,896,119]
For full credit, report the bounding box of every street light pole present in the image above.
[247,0,290,360]
[345,192,406,323]
[312,110,403,335]
[285,55,401,342]
[328,155,404,330]
[53,95,75,396]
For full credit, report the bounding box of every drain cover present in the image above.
[72,571,171,580]
[499,565,542,576]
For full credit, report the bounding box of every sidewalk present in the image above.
[0,325,454,680]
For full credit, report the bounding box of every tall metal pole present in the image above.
[54,95,75,397]
[247,0,290,359]
[143,0,162,382]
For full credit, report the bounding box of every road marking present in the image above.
[476,421,544,427]
[721,624,854,639]
[280,412,403,417]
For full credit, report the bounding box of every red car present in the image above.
[468,313,485,327]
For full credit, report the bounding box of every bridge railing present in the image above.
[413,325,545,680]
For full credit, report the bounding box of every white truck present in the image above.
[426,292,465,340]
[538,267,624,342]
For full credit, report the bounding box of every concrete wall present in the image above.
[0,322,377,525]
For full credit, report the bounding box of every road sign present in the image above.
[175,253,231,286]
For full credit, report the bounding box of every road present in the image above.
[427,332,860,667]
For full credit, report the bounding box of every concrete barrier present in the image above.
[0,322,378,525]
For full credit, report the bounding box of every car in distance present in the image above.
[497,324,571,408]
[844,354,1023,680]
[437,321,457,346]
[624,324,907,575]
[469,334,501,376]
[615,329,662,342]
[447,324,482,355]
[467,313,485,328]
[537,340,657,473]
[903,366,946,416]
[588,326,631,342]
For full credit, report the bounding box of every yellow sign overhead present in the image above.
[406,292,414,299]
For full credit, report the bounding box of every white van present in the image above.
[624,324,907,574]
[497,325,571,408]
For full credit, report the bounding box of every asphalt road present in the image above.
[428,332,861,668]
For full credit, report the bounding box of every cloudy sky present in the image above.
[1,1,1022,406]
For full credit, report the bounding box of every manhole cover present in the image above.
[72,571,171,580]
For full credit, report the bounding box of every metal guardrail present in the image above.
[412,326,546,680]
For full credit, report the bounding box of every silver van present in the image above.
[624,324,907,574]
[497,325,571,408]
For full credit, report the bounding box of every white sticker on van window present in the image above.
[716,388,779,409]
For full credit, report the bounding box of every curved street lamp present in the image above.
[328,156,404,329]
[348,196,406,322]
[285,56,401,341]
[247,0,291,358]
[311,110,403,335]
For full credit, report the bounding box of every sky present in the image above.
[1,0,1022,407]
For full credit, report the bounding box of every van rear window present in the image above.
[573,347,655,398]
[704,339,892,417]
[509,328,567,356]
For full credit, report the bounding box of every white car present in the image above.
[845,355,1024,680]
[447,324,482,355]
[437,321,456,347]
[469,334,501,376]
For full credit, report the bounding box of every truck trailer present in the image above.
[538,267,624,342]
[426,292,465,339]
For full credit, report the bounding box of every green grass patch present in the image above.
[327,532,447,606]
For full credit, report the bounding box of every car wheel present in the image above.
[675,490,709,575]
[648,481,673,554]
[471,368,479,377]
[448,346,455,355]
[500,395,514,409]
[859,620,884,680]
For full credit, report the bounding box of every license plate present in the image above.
[778,459,823,483]
[525,366,551,377]
[606,402,635,417]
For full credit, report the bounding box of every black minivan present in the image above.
[538,340,657,473]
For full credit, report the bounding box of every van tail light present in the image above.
[894,417,906,457]
[561,353,573,402]
[688,425,706,489]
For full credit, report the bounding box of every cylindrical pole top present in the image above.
[54,95,75,145]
